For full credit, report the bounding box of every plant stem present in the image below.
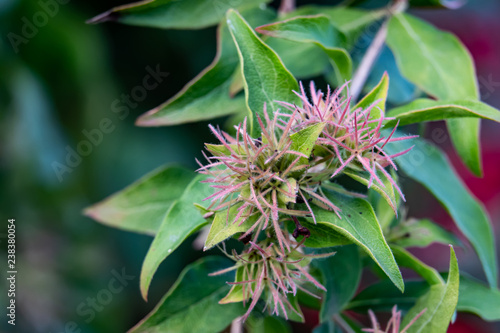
[350,19,389,103]
[350,0,408,102]
[279,0,295,15]
[333,314,356,333]
[230,317,243,333]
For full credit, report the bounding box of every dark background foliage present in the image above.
[1,0,499,332]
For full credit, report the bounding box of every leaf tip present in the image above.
[86,10,121,25]
[139,275,150,302]
[225,8,239,21]
[135,107,162,127]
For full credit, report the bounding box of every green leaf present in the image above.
[267,39,331,79]
[136,8,274,126]
[220,266,247,304]
[246,315,292,333]
[385,98,500,127]
[140,174,212,299]
[130,256,244,333]
[135,25,243,126]
[313,321,342,333]
[391,245,444,286]
[204,204,257,250]
[350,274,500,321]
[366,169,402,232]
[455,274,500,321]
[311,188,404,292]
[280,6,386,46]
[386,13,481,175]
[373,191,397,232]
[447,118,481,176]
[386,13,477,102]
[389,218,461,249]
[83,165,195,235]
[353,72,389,126]
[344,169,399,217]
[257,15,352,83]
[401,246,459,333]
[88,0,271,29]
[226,9,299,136]
[313,245,361,321]
[288,219,350,248]
[385,135,498,288]
[365,46,419,106]
[347,280,428,313]
[278,178,298,204]
[284,294,305,323]
[288,123,326,165]
[205,143,242,157]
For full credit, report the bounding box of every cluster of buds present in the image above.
[211,241,333,320]
[197,81,415,319]
[279,82,416,202]
[197,106,339,254]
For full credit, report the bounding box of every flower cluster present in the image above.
[211,241,333,321]
[279,81,417,204]
[198,81,416,319]
[197,106,338,254]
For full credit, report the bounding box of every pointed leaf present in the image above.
[386,13,481,175]
[313,245,361,321]
[349,274,500,321]
[344,169,399,216]
[390,218,461,249]
[456,274,500,321]
[367,170,402,231]
[288,122,326,164]
[204,204,258,250]
[363,45,419,106]
[135,24,243,126]
[226,9,299,136]
[246,315,292,333]
[348,280,428,313]
[385,134,498,288]
[130,256,244,333]
[391,245,444,286]
[312,188,404,292]
[386,13,477,102]
[287,219,350,248]
[401,246,459,333]
[283,294,305,323]
[353,72,389,125]
[280,6,386,46]
[387,14,481,175]
[220,266,248,304]
[136,8,274,126]
[84,165,195,235]
[447,118,481,176]
[140,174,212,299]
[88,0,271,29]
[385,98,500,127]
[257,15,352,83]
[267,39,331,79]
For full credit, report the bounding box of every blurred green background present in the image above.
[1,0,499,332]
